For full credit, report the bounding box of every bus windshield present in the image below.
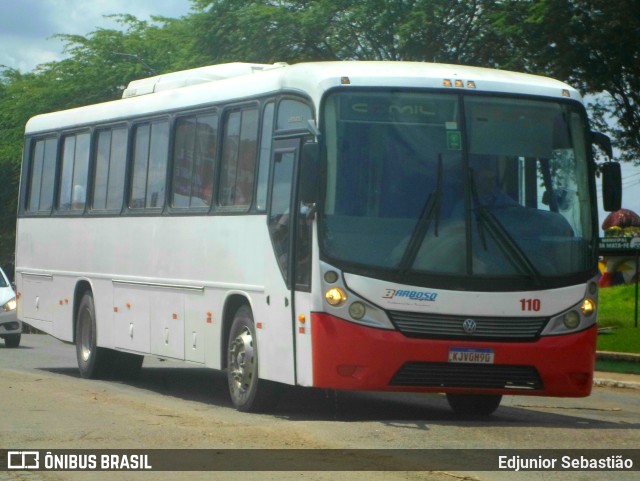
[320,90,596,289]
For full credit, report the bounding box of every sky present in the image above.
[0,0,194,72]
[1,0,638,230]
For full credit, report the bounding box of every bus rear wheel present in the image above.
[4,334,21,348]
[75,292,111,379]
[446,393,502,418]
[227,305,280,412]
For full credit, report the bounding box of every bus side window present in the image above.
[255,102,275,211]
[130,120,169,209]
[27,137,57,213]
[92,127,128,212]
[268,150,295,285]
[219,106,259,208]
[171,112,218,208]
[58,132,90,212]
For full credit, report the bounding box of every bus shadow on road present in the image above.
[43,364,640,430]
[44,364,232,407]
[274,387,640,430]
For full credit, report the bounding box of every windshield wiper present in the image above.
[469,171,542,284]
[398,156,443,273]
[477,206,541,284]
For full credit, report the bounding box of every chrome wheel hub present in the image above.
[229,328,255,394]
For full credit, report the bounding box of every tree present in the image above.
[188,0,502,63]
[486,0,640,164]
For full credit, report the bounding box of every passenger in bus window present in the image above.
[469,156,517,209]
[71,185,86,211]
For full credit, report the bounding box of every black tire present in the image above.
[4,333,21,348]
[446,393,502,418]
[227,305,280,412]
[75,292,112,379]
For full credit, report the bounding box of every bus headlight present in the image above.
[581,298,596,316]
[324,271,339,284]
[2,297,16,311]
[563,310,581,329]
[325,287,347,306]
[348,301,366,320]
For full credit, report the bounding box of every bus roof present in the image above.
[25,61,582,134]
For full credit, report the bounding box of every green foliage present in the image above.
[597,283,640,354]
[189,0,506,64]
[0,161,19,265]
[597,327,640,354]
[500,0,640,164]
[598,283,639,328]
[595,357,640,374]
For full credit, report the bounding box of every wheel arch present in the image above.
[220,292,253,369]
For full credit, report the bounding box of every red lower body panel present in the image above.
[311,313,596,397]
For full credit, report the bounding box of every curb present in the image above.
[593,376,640,390]
[594,351,640,389]
[596,351,640,363]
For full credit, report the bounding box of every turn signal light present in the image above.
[325,287,347,306]
[581,298,596,316]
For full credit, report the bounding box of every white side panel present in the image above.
[15,215,268,368]
[258,227,295,385]
[51,275,76,342]
[18,273,55,336]
[293,222,322,387]
[20,275,52,321]
[184,290,212,365]
[149,290,184,360]
[113,284,150,353]
[293,292,313,386]
[91,278,116,348]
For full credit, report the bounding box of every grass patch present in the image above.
[597,283,640,353]
[597,327,640,354]
[595,359,640,375]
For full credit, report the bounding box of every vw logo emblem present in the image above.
[462,318,477,334]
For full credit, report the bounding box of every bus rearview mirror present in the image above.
[300,142,319,204]
[601,161,622,212]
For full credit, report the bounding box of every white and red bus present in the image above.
[15,61,621,415]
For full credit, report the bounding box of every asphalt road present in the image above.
[1,334,639,481]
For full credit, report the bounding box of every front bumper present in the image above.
[311,313,595,397]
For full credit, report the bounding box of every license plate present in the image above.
[448,348,495,364]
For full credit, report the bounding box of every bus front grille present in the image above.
[390,362,543,390]
[388,311,548,341]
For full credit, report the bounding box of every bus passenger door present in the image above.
[260,139,299,385]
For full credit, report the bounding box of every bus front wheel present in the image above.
[75,292,111,379]
[227,306,280,412]
[446,393,502,417]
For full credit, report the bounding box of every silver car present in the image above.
[0,267,20,348]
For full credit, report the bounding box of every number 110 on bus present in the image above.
[520,298,542,312]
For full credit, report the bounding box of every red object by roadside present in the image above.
[602,209,640,230]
